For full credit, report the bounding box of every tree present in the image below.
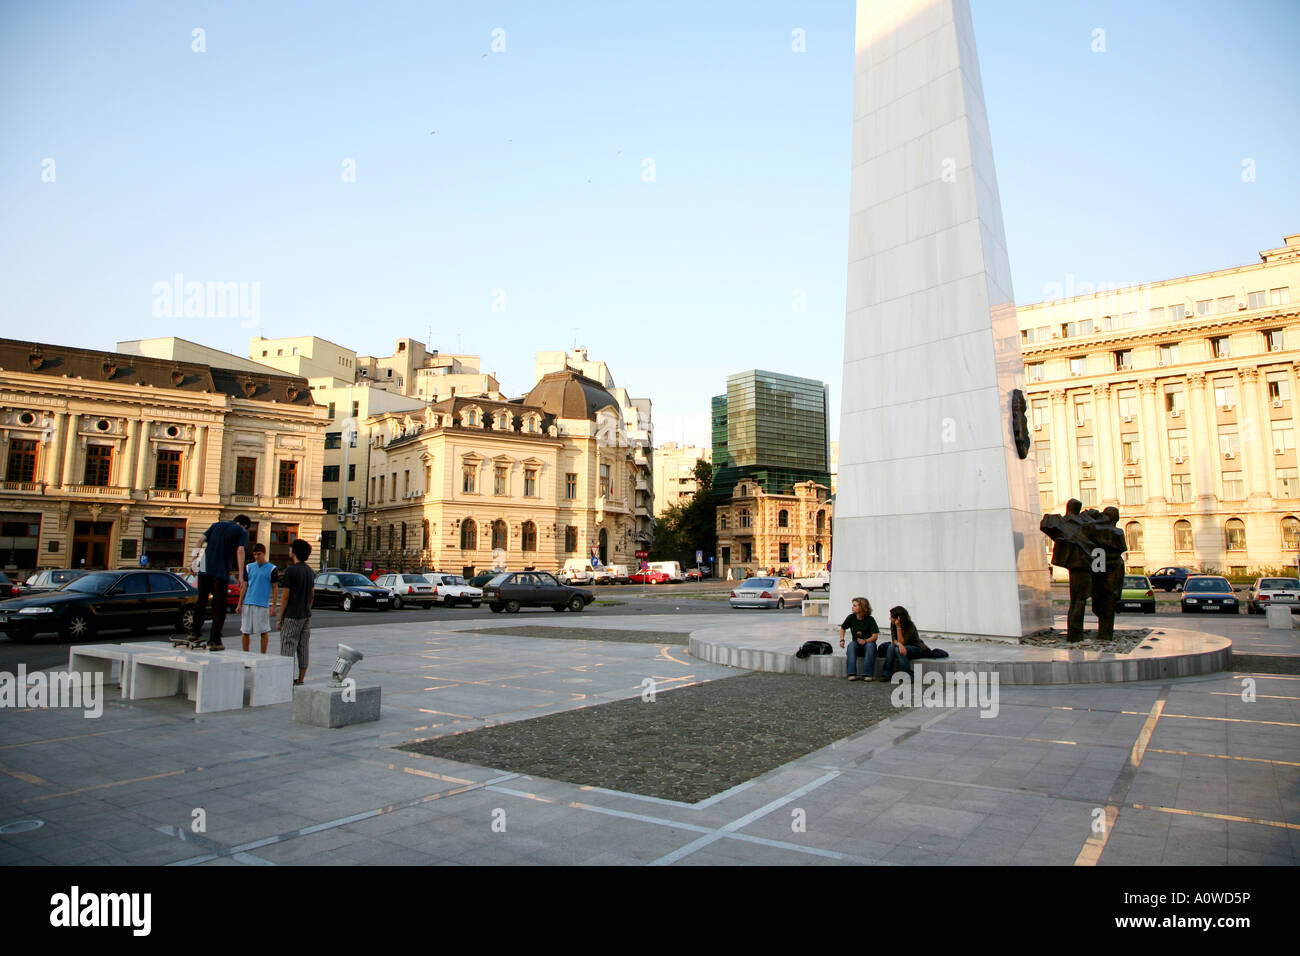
[651,458,717,566]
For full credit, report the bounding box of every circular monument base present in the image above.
[687,617,1230,685]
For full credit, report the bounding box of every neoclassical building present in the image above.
[359,369,645,576]
[1020,232,1300,575]
[716,480,832,578]
[0,338,327,578]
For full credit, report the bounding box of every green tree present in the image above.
[651,458,717,567]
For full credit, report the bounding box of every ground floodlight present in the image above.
[331,644,364,684]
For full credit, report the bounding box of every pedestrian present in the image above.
[838,596,880,681]
[238,543,280,654]
[191,514,250,651]
[882,606,930,680]
[276,538,315,685]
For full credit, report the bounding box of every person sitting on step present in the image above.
[882,606,929,680]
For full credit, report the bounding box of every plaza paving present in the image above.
[0,611,1297,866]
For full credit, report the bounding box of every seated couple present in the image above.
[838,598,929,681]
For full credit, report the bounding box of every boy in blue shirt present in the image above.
[238,543,280,653]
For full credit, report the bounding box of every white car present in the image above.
[373,573,437,609]
[793,570,830,591]
[423,573,483,608]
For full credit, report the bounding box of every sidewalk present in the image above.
[0,614,1295,865]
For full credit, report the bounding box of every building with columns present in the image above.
[1020,232,1300,575]
[0,338,327,579]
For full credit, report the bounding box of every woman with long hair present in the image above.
[838,596,880,681]
[882,605,929,680]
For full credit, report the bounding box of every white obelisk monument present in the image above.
[831,0,1052,639]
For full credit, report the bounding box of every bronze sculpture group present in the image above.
[1040,500,1126,643]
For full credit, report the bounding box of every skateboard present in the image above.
[169,637,224,651]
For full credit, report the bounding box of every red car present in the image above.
[685,569,705,581]
[181,571,240,610]
[628,570,670,585]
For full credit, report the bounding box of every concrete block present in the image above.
[1265,605,1294,629]
[292,683,381,728]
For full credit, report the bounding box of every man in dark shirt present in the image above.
[277,538,315,685]
[838,597,880,681]
[191,514,250,650]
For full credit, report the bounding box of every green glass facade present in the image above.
[711,370,830,499]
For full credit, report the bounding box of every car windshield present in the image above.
[1260,578,1300,590]
[742,578,777,588]
[52,570,84,585]
[62,572,118,594]
[337,574,372,588]
[1123,577,1149,589]
[403,575,426,583]
[486,574,511,587]
[1186,578,1231,593]
[444,576,468,586]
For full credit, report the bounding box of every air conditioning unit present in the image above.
[1075,420,1086,427]
[1125,467,1137,477]
[1038,466,1047,474]
[1052,332,1061,339]
[1220,404,1234,412]
[1122,415,1134,423]
[1239,301,1247,310]
[1033,423,1042,431]
[1157,361,1167,367]
[1174,456,1185,464]
[337,509,346,517]
[1171,409,1183,418]
[1274,400,1285,408]
[1224,451,1235,460]
[1272,344,1284,352]
[1184,309,1193,318]
[1276,448,1285,456]
[1081,460,1093,468]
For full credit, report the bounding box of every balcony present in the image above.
[229,493,260,506]
[66,484,131,498]
[1,480,45,495]
[148,488,190,501]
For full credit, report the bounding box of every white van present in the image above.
[560,558,595,585]
[647,561,684,582]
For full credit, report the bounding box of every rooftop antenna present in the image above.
[572,328,578,351]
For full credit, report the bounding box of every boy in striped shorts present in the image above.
[276,539,315,685]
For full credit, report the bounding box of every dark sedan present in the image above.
[1180,576,1240,614]
[483,571,593,613]
[0,569,198,642]
[0,572,19,600]
[1149,566,1194,592]
[19,569,87,596]
[312,572,394,612]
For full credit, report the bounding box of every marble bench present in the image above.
[197,649,293,706]
[68,642,180,697]
[129,653,245,714]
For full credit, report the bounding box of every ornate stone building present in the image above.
[716,480,832,578]
[1020,232,1300,575]
[358,369,645,576]
[0,338,326,578]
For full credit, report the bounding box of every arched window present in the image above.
[1283,516,1300,551]
[816,511,825,534]
[1174,520,1193,552]
[778,509,789,528]
[565,526,578,553]
[1124,520,1143,553]
[522,521,537,552]
[422,520,430,550]
[1225,519,1246,551]
[460,519,477,551]
[492,519,508,551]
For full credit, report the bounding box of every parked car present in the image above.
[1117,574,1156,614]
[0,569,197,642]
[373,573,436,609]
[685,568,704,581]
[467,570,501,589]
[602,564,630,585]
[1149,567,1194,592]
[647,561,684,582]
[628,569,670,585]
[423,573,483,607]
[1246,577,1300,614]
[559,559,595,585]
[312,572,394,612]
[483,571,593,613]
[1180,576,1240,614]
[19,569,87,596]
[180,570,241,610]
[793,569,831,591]
[0,572,19,600]
[729,577,807,610]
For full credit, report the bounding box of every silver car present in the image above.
[373,573,436,609]
[729,577,807,610]
[1246,577,1300,614]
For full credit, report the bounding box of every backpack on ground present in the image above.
[795,640,834,659]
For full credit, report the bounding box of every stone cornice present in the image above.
[1021,308,1300,358]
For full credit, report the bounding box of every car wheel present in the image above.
[343,596,355,612]
[63,612,94,641]
[489,603,504,613]
[176,608,196,633]
[392,596,404,611]
[505,600,521,614]
[777,598,785,610]
[567,596,585,612]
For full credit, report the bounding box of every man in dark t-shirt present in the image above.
[191,514,250,650]
[277,538,315,685]
[838,597,880,681]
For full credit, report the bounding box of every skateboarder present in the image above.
[190,514,250,650]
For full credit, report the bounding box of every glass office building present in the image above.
[711,370,830,499]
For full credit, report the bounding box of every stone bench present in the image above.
[200,649,293,706]
[802,600,829,618]
[68,642,180,697]
[128,653,245,714]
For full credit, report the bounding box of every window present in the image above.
[1210,336,1230,359]
[1167,304,1185,322]
[463,462,477,494]
[492,520,507,551]
[278,460,297,498]
[779,542,789,563]
[1279,468,1300,498]
[327,402,336,419]
[1196,299,1212,316]
[83,445,112,486]
[1268,373,1291,403]
[599,464,610,497]
[322,465,340,482]
[1021,328,1036,344]
[422,519,430,550]
[1265,329,1286,351]
[778,509,789,528]
[391,472,397,500]
[1170,474,1191,503]
[1032,399,1049,428]
[155,450,182,490]
[1114,349,1133,370]
[460,519,477,550]
[521,521,537,552]
[1274,421,1295,453]
[1063,319,1093,338]
[1148,307,1166,323]
[348,464,356,481]
[1076,436,1094,467]
[1216,295,1235,314]
[565,526,577,553]
[1222,471,1244,500]
[388,525,395,550]
[1079,481,1097,508]
[1283,516,1300,551]
[1125,521,1144,552]
[1036,440,1050,472]
[5,439,38,483]
[323,497,339,513]
[1121,312,1137,328]
[1168,428,1189,460]
[1074,396,1092,425]
[372,476,378,502]
[325,432,342,449]
[1039,489,1054,513]
[1164,385,1185,415]
[565,473,577,500]
[1027,363,1045,383]
[400,522,407,550]
[1225,519,1246,551]
[235,457,257,495]
[524,468,537,497]
[403,470,410,496]
[816,511,826,534]
[1069,357,1087,376]
[1271,287,1292,306]
[492,464,508,496]
[1218,426,1240,458]
[351,401,359,419]
[1214,380,1236,408]
[1117,389,1137,419]
[1174,520,1193,552]
[1159,343,1179,365]
[1123,478,1143,506]
[1122,437,1141,464]
[739,508,751,529]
